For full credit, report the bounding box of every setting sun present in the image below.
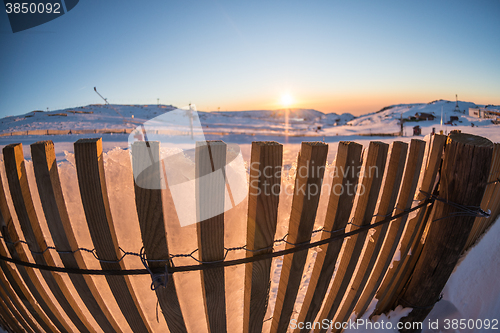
[280,93,294,108]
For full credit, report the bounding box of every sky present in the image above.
[0,0,499,117]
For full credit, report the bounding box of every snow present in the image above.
[3,100,496,140]
[422,216,500,333]
[1,99,498,166]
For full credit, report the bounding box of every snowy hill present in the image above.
[0,100,498,138]
[0,105,355,136]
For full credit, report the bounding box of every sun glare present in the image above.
[281,93,294,108]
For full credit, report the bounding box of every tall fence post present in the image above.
[74,138,153,333]
[396,133,494,332]
[243,141,283,333]
[31,140,122,333]
[295,141,362,331]
[196,140,227,333]
[315,141,388,333]
[270,142,328,333]
[131,141,188,333]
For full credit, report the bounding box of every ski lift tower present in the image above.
[454,94,461,113]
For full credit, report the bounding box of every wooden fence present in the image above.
[0,133,498,333]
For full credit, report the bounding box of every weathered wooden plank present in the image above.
[339,140,425,326]
[464,143,500,249]
[374,134,446,316]
[330,140,423,330]
[294,141,363,331]
[486,143,500,227]
[314,141,389,333]
[397,133,493,331]
[270,142,328,333]
[131,141,188,333]
[0,277,36,333]
[352,139,425,319]
[0,237,50,333]
[243,141,283,333]
[74,138,153,333]
[196,140,227,333]
[0,149,71,333]
[30,140,121,333]
[0,298,23,332]
[3,143,96,333]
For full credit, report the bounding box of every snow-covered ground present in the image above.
[1,99,499,166]
[0,100,498,138]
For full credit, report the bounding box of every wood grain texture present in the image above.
[0,298,24,333]
[464,143,500,250]
[485,143,500,231]
[1,146,74,333]
[243,141,283,333]
[196,141,227,333]
[270,142,328,333]
[352,139,425,319]
[3,143,97,333]
[330,140,423,330]
[131,141,188,333]
[0,235,50,333]
[31,140,121,333]
[397,133,493,331]
[314,141,389,333]
[294,141,362,332]
[374,134,446,316]
[0,277,36,333]
[74,138,153,333]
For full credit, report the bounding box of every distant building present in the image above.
[413,125,421,136]
[415,112,435,121]
[469,107,500,119]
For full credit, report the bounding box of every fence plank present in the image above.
[74,138,153,333]
[397,133,493,331]
[270,142,328,333]
[352,139,425,319]
[196,140,227,333]
[3,143,97,333]
[0,278,36,333]
[331,140,423,329]
[243,141,283,333]
[294,141,362,331]
[0,236,53,332]
[30,140,122,333]
[373,134,446,315]
[485,143,500,227]
[0,299,23,333]
[464,143,500,249]
[314,141,389,333]
[131,141,188,333]
[1,146,79,333]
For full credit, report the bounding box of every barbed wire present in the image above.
[0,198,432,280]
[0,190,491,290]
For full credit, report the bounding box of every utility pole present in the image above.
[399,114,404,136]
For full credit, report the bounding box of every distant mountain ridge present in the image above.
[0,100,497,136]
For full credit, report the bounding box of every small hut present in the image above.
[413,125,421,136]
